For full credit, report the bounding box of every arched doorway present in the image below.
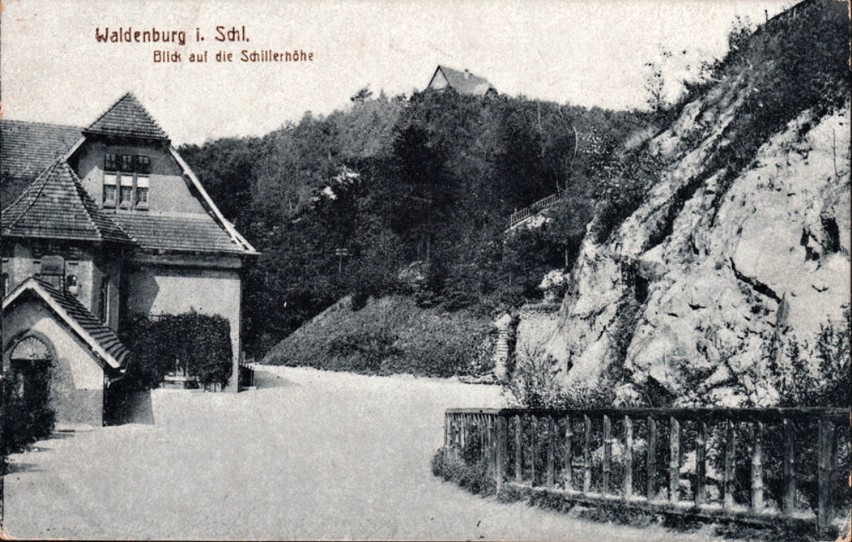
[5,335,55,448]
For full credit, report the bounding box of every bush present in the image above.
[123,312,233,389]
[773,305,850,407]
[431,448,496,496]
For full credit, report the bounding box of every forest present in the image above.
[180,88,647,357]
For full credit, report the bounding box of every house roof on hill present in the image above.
[3,277,132,372]
[83,92,169,141]
[429,65,497,96]
[113,212,250,254]
[1,159,134,245]
[1,120,82,204]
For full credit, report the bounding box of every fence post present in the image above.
[530,415,538,486]
[448,415,455,459]
[488,415,496,477]
[669,417,680,503]
[723,419,737,510]
[751,421,764,512]
[817,417,835,535]
[546,416,556,488]
[783,418,796,515]
[461,414,468,460]
[583,414,592,493]
[647,416,657,501]
[564,416,573,491]
[603,415,612,494]
[496,415,508,492]
[514,414,523,483]
[696,421,707,506]
[623,415,633,499]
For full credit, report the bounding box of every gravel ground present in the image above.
[3,366,725,540]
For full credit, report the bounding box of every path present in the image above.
[4,366,724,540]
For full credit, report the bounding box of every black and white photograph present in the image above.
[0,0,849,540]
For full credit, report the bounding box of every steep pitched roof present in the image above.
[113,212,250,254]
[3,277,132,371]
[167,146,259,255]
[1,159,134,244]
[83,92,169,141]
[1,120,83,205]
[432,65,497,96]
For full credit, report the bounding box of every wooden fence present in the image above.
[508,193,562,229]
[442,407,850,536]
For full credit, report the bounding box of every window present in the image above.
[104,153,119,171]
[3,273,8,297]
[135,155,152,174]
[102,153,151,210]
[100,277,110,324]
[66,274,78,296]
[119,175,134,208]
[103,173,117,207]
[136,176,150,208]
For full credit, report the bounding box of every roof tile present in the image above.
[83,92,169,140]
[32,278,132,369]
[112,212,246,254]
[2,159,134,244]
[1,120,82,204]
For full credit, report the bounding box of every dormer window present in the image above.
[103,153,150,210]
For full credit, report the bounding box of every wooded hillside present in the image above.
[181,89,645,356]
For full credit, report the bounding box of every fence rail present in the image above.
[441,407,850,536]
[508,192,562,229]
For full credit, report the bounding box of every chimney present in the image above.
[464,69,470,80]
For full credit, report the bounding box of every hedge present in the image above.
[123,312,232,389]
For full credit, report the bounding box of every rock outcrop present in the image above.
[545,0,850,407]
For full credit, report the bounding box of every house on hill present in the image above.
[427,65,497,97]
[1,93,258,427]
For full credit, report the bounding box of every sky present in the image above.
[1,0,794,145]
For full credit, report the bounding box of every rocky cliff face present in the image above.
[545,0,850,407]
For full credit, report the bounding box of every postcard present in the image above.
[1,0,849,540]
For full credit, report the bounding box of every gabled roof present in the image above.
[3,94,257,256]
[3,277,132,371]
[83,92,169,141]
[1,120,83,205]
[113,212,250,254]
[430,65,497,96]
[167,146,259,255]
[1,159,134,244]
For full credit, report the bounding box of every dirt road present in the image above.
[4,366,722,540]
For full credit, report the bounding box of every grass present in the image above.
[263,295,495,377]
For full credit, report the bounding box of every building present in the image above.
[426,65,498,97]
[1,93,258,427]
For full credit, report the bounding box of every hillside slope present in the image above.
[544,0,850,407]
[263,296,495,378]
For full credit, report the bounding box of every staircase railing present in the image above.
[508,192,562,229]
